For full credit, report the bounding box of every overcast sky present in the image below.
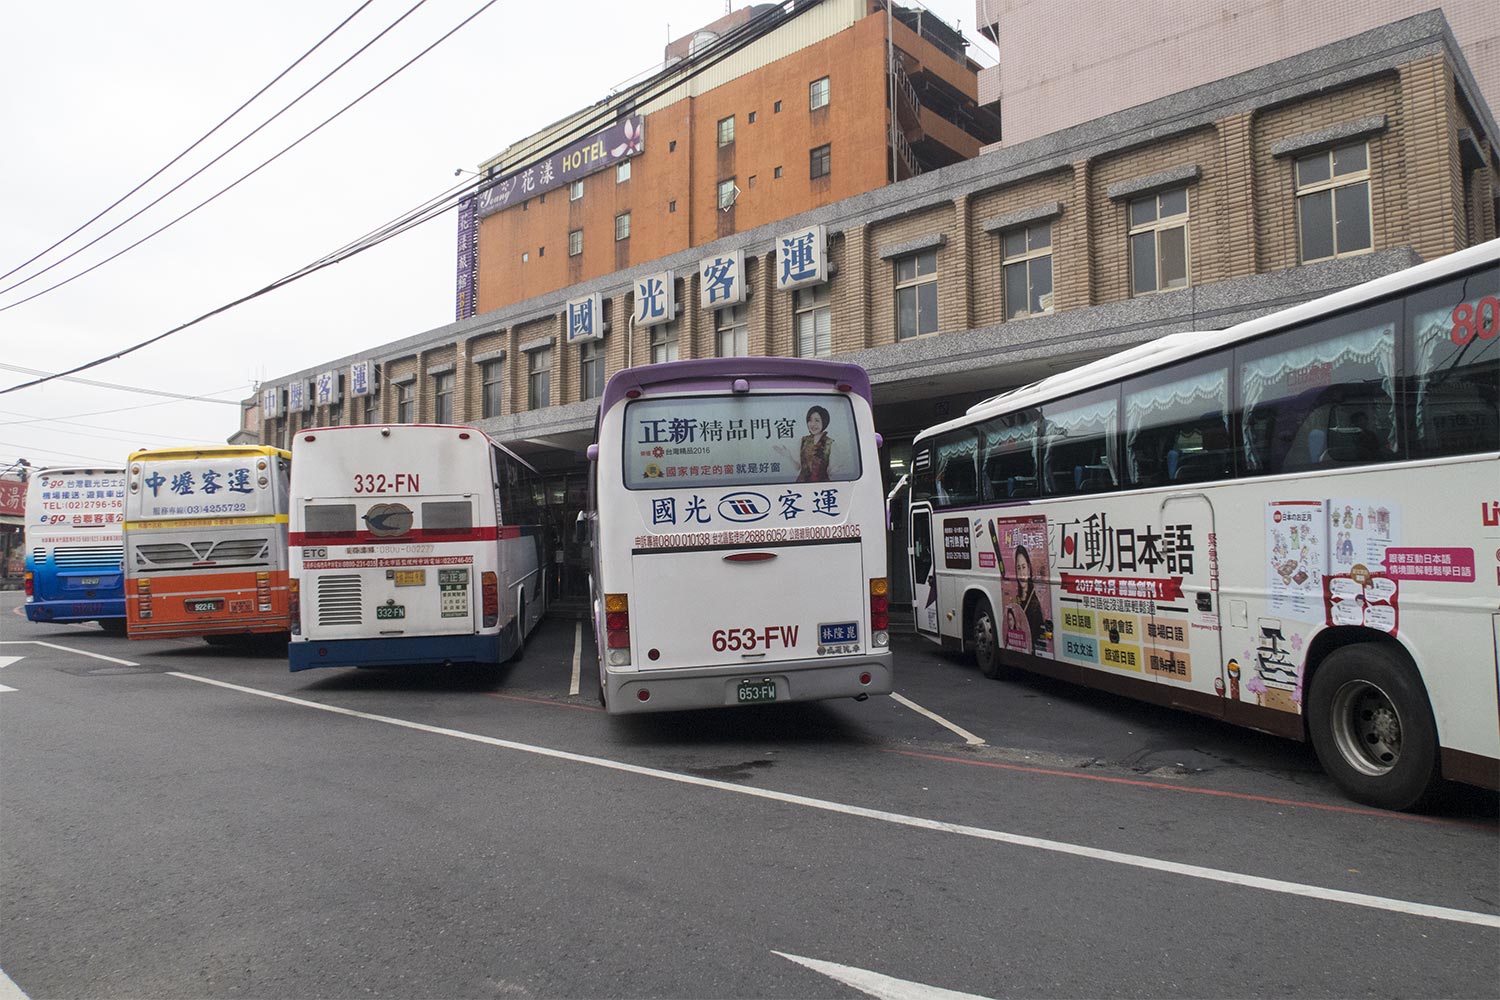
[0,0,990,474]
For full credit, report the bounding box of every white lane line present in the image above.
[775,952,994,1000]
[889,692,986,746]
[0,641,139,667]
[569,621,582,697]
[166,670,1500,930]
[0,964,31,999]
[0,656,24,670]
[0,686,17,694]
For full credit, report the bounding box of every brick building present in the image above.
[257,10,1497,597]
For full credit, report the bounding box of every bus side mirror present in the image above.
[586,444,599,462]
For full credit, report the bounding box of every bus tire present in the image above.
[1306,643,1439,811]
[971,599,1003,679]
[511,597,526,661]
[99,619,127,636]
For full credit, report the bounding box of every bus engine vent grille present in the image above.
[206,537,271,564]
[53,545,124,568]
[316,575,363,626]
[134,542,198,566]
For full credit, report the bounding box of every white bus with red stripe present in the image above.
[287,424,549,671]
[587,358,893,713]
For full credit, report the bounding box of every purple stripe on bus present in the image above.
[599,358,873,413]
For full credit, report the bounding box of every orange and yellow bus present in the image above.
[124,445,292,642]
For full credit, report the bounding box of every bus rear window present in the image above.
[421,501,473,534]
[304,504,355,534]
[622,393,861,489]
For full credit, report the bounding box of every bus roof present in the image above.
[916,236,1500,444]
[294,423,541,476]
[30,466,124,477]
[127,445,291,463]
[600,357,873,413]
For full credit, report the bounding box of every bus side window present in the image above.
[1404,268,1500,459]
[978,411,1038,499]
[932,434,979,507]
[1124,356,1231,488]
[1038,388,1118,497]
[1235,302,1399,476]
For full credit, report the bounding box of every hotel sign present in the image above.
[476,115,644,218]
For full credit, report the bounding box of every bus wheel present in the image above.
[512,597,526,660]
[1306,643,1438,811]
[99,619,127,636]
[971,599,1002,679]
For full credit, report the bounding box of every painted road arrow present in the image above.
[775,952,996,1000]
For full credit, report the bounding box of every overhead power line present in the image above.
[0,0,377,286]
[0,0,436,308]
[0,388,250,427]
[0,0,811,396]
[0,363,246,403]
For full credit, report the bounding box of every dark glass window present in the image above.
[1123,354,1232,487]
[1403,265,1499,458]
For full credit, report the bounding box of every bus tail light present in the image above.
[256,571,272,613]
[482,572,499,628]
[288,578,300,636]
[23,571,33,597]
[605,593,632,666]
[137,578,152,620]
[870,578,889,645]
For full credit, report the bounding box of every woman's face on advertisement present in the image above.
[806,410,825,436]
[1016,549,1032,580]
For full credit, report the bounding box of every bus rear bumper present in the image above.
[25,599,126,624]
[289,633,504,671]
[605,650,894,714]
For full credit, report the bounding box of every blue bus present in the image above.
[24,467,128,632]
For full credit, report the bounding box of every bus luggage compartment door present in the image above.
[629,540,866,669]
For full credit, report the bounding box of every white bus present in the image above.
[287,424,549,671]
[909,237,1499,810]
[587,357,893,713]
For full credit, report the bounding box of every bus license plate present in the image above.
[737,679,777,704]
[187,599,222,614]
[393,570,426,587]
[77,577,101,587]
[819,622,859,644]
[376,605,406,620]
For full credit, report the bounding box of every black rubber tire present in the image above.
[511,596,526,661]
[1306,642,1439,811]
[971,598,1003,679]
[99,619,128,636]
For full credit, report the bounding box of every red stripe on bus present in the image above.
[290,526,515,545]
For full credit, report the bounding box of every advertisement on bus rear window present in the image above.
[128,458,279,521]
[622,393,861,490]
[26,472,124,532]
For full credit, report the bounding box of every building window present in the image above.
[774,100,782,114]
[616,160,631,183]
[717,115,735,146]
[1002,221,1053,320]
[717,178,737,210]
[650,321,679,364]
[579,340,604,401]
[568,229,583,256]
[809,143,831,180]
[669,200,677,213]
[527,348,551,409]
[748,111,757,124]
[1297,142,1372,263]
[615,212,631,241]
[1129,187,1189,295]
[433,372,454,423]
[569,179,583,201]
[715,303,749,357]
[810,76,830,110]
[481,361,503,418]
[362,392,379,425]
[794,283,831,358]
[895,250,938,339]
[396,382,414,423]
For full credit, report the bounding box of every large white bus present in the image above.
[908,237,1499,809]
[587,357,893,713]
[287,424,549,671]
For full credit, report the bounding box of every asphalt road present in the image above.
[2,592,1496,999]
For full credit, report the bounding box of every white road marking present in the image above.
[166,671,1500,930]
[570,621,582,697]
[0,656,24,670]
[775,952,994,1000]
[0,686,16,694]
[0,641,139,666]
[0,964,31,999]
[889,692,986,746]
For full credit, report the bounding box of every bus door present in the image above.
[1157,493,1224,716]
[909,503,940,639]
